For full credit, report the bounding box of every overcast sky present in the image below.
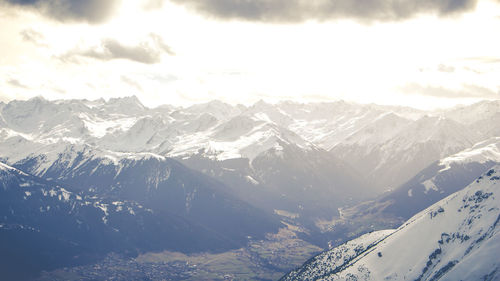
[0,0,499,109]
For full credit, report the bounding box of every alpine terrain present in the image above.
[281,167,500,281]
[1,97,500,280]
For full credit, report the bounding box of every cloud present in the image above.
[437,64,455,73]
[170,0,479,23]
[151,74,179,83]
[400,83,500,99]
[79,39,162,64]
[463,66,482,74]
[61,34,174,64]
[121,76,144,91]
[19,28,47,47]
[7,79,29,89]
[142,0,165,10]
[463,56,500,64]
[149,33,176,56]
[1,0,120,23]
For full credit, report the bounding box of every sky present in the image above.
[0,0,500,109]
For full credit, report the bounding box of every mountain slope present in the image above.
[0,161,244,280]
[281,166,500,281]
[9,144,283,248]
[331,115,480,191]
[342,137,500,226]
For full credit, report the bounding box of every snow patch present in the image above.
[245,175,259,185]
[422,179,438,193]
[274,209,300,219]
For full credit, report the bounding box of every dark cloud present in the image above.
[19,28,47,47]
[1,0,120,23]
[401,83,500,99]
[170,0,479,22]
[61,34,174,64]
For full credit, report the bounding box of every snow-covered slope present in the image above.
[336,137,500,239]
[284,101,415,150]
[440,137,500,169]
[331,115,480,191]
[281,166,500,281]
[443,100,500,125]
[396,137,500,216]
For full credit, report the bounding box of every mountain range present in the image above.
[2,96,500,279]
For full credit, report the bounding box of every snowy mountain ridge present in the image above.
[281,166,500,281]
[440,137,500,171]
[2,96,500,193]
[0,97,377,225]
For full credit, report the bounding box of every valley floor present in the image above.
[37,227,321,281]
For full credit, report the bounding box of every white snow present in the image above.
[283,166,500,281]
[440,137,500,171]
[0,161,16,172]
[245,175,259,185]
[80,113,137,138]
[49,189,57,197]
[274,209,300,219]
[0,97,499,194]
[60,188,71,201]
[95,203,109,223]
[422,179,438,193]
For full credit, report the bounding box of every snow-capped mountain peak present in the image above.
[1,97,499,193]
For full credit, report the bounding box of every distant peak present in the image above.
[206,99,227,106]
[107,95,144,108]
[109,95,139,102]
[28,95,47,102]
[202,100,233,110]
[252,99,271,108]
